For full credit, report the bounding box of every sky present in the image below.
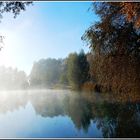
[0,2,99,75]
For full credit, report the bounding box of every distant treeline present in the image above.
[0,66,28,90]
[0,50,93,91]
[29,49,91,90]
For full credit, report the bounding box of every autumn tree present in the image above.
[82,2,140,95]
[120,2,140,28]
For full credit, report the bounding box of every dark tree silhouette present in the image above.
[0,2,32,19]
[0,2,32,46]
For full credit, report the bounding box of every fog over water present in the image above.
[0,89,139,138]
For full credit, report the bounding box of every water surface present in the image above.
[0,89,139,138]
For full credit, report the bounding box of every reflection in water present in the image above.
[0,89,139,138]
[93,102,140,138]
[0,91,28,114]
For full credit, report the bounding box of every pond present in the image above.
[0,89,139,138]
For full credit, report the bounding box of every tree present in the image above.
[82,2,140,94]
[59,59,68,85]
[67,52,80,89]
[0,2,32,19]
[78,49,90,85]
[82,2,140,57]
[120,2,140,28]
[67,50,90,90]
[29,58,63,88]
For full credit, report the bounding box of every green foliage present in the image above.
[67,52,80,89]
[67,50,90,90]
[29,50,90,90]
[78,50,90,84]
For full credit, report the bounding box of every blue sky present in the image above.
[0,2,98,75]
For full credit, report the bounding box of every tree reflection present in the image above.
[28,91,65,117]
[92,102,140,137]
[28,90,140,137]
[0,90,140,137]
[29,91,93,132]
[0,91,28,113]
[63,93,93,132]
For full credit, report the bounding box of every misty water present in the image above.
[0,89,139,138]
